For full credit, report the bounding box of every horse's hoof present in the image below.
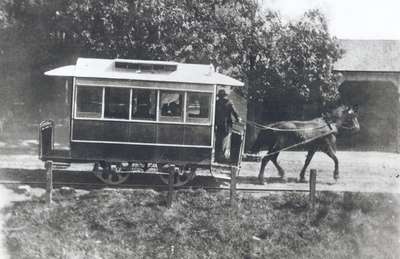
[280,176,287,182]
[334,174,339,181]
[299,178,306,183]
[258,179,265,185]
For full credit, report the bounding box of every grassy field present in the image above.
[3,189,400,259]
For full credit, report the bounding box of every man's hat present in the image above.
[217,89,227,97]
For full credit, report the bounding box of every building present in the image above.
[335,40,400,152]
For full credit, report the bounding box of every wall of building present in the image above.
[338,71,400,152]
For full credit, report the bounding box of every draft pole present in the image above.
[45,161,53,204]
[230,166,237,207]
[309,169,317,210]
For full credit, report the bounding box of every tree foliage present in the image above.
[0,0,343,121]
[248,10,344,119]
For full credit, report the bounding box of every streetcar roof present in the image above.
[44,58,244,87]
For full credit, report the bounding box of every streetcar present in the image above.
[39,58,246,186]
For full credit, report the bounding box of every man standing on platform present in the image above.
[215,89,240,163]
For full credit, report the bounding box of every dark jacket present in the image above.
[215,98,239,133]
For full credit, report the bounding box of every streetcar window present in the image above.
[104,87,130,119]
[159,91,184,122]
[131,89,157,120]
[76,86,102,118]
[186,92,212,123]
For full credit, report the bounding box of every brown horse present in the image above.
[251,105,360,184]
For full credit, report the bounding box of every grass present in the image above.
[3,189,400,259]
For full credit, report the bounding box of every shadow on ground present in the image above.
[0,168,222,190]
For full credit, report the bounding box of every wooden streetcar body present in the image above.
[39,58,246,202]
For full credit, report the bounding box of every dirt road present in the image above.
[0,151,399,193]
[239,151,400,193]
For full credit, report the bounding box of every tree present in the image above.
[247,10,343,121]
[0,0,342,122]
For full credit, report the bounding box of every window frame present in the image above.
[158,90,186,123]
[185,91,213,124]
[73,83,214,126]
[103,86,131,120]
[130,88,158,121]
[74,85,104,119]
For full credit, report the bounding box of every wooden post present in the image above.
[230,166,237,207]
[167,167,175,208]
[309,169,317,209]
[45,161,53,204]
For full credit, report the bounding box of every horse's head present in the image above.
[326,105,360,133]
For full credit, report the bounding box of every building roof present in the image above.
[334,39,400,72]
[45,58,244,87]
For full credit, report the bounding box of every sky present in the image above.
[261,0,400,40]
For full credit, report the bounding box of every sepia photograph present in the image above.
[0,0,399,258]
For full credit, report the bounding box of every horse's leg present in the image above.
[258,155,270,184]
[299,149,316,182]
[323,145,339,180]
[270,153,285,179]
[258,139,283,184]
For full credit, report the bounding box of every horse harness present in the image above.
[247,119,336,158]
[247,119,333,132]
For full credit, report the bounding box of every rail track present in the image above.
[0,179,311,193]
[0,161,317,206]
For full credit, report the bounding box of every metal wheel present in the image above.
[124,162,150,172]
[139,162,150,172]
[93,161,130,185]
[157,163,196,187]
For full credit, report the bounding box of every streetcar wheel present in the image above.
[93,162,130,185]
[139,162,149,172]
[157,164,196,187]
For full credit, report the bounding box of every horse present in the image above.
[250,105,360,184]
